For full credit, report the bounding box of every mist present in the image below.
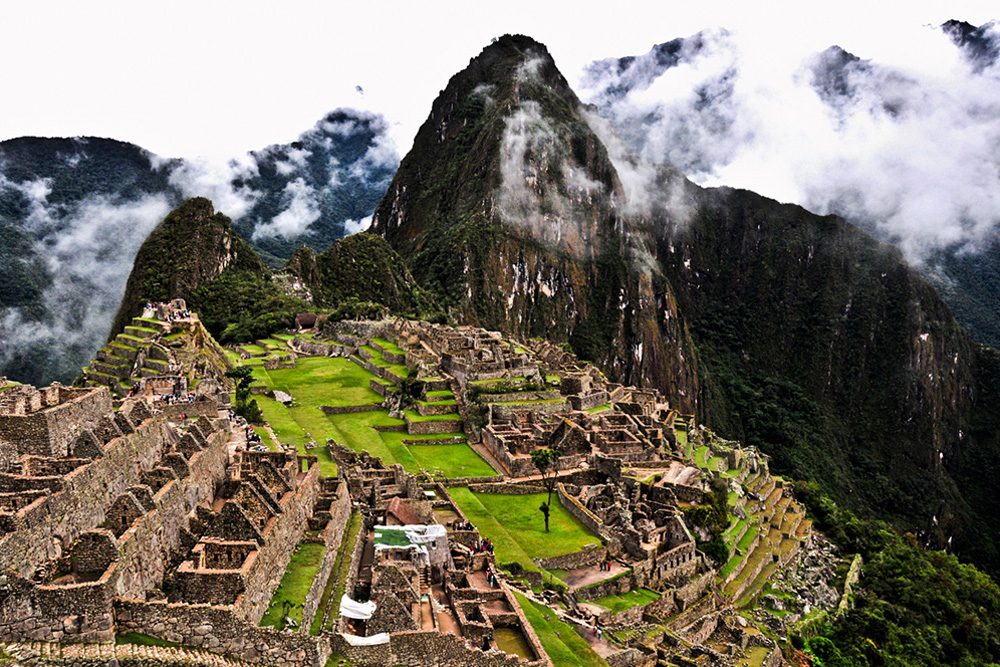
[581,22,1000,265]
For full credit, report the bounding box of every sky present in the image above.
[3,0,998,160]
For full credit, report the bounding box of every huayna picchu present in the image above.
[1,23,999,667]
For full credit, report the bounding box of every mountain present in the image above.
[112,197,304,344]
[0,110,395,385]
[582,22,1000,354]
[371,34,701,411]
[365,34,1000,574]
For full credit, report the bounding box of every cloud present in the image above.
[252,177,321,240]
[164,154,261,220]
[0,189,171,384]
[343,215,372,235]
[582,24,1000,263]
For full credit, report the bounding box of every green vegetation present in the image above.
[590,588,660,613]
[260,542,326,630]
[796,483,1000,666]
[449,488,600,585]
[513,592,608,667]
[531,448,559,532]
[115,633,179,648]
[227,365,262,424]
[314,511,363,635]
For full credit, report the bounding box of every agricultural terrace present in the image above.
[241,350,496,479]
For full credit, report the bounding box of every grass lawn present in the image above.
[449,488,600,584]
[405,443,497,478]
[327,412,495,478]
[590,588,660,613]
[260,542,326,629]
[250,357,386,476]
[268,357,382,408]
[371,336,405,356]
[513,592,607,667]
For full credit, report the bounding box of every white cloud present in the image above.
[343,215,372,235]
[583,24,1000,263]
[252,177,321,240]
[165,154,261,220]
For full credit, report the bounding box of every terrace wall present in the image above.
[0,387,112,463]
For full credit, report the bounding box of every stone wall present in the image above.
[0,570,116,644]
[0,387,112,462]
[331,629,548,667]
[113,428,230,598]
[115,599,331,667]
[235,462,322,622]
[299,481,352,632]
[159,401,220,420]
[534,544,606,571]
[0,419,171,577]
[555,484,618,553]
[405,418,463,435]
[468,482,546,495]
[320,404,383,416]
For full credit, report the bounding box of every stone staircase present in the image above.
[3,641,253,666]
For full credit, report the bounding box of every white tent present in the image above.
[341,632,390,646]
[339,594,376,620]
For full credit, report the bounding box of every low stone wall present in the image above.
[331,629,547,667]
[115,599,330,667]
[300,482,352,632]
[320,404,383,415]
[406,418,463,435]
[469,482,546,495]
[160,401,219,420]
[535,544,606,572]
[574,571,633,602]
[488,401,568,420]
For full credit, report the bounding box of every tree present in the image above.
[226,366,262,423]
[531,448,560,532]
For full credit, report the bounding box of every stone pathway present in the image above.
[558,561,629,591]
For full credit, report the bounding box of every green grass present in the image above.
[240,344,267,356]
[251,357,387,476]
[372,336,405,356]
[269,357,383,407]
[449,488,600,583]
[425,389,454,398]
[313,512,363,635]
[115,632,179,648]
[327,412,495,478]
[585,403,612,414]
[590,588,660,613]
[403,409,462,422]
[514,592,608,667]
[260,542,326,629]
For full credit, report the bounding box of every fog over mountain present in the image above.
[581,20,1000,345]
[0,110,397,385]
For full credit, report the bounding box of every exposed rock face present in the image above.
[367,34,1000,573]
[111,197,266,336]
